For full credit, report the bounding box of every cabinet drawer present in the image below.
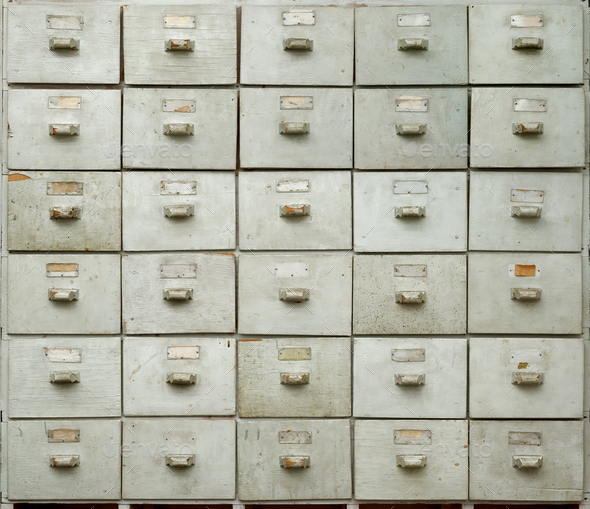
[123,171,235,251]
[468,253,582,334]
[353,338,466,418]
[239,171,351,250]
[123,337,235,416]
[238,337,351,417]
[7,254,121,334]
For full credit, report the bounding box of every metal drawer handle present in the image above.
[396,123,427,135]
[283,38,314,51]
[280,455,310,468]
[48,288,79,301]
[279,121,310,135]
[166,454,196,467]
[394,373,426,386]
[511,205,542,218]
[280,372,310,385]
[49,37,80,50]
[512,122,543,135]
[163,288,193,301]
[512,37,543,50]
[49,124,80,136]
[395,291,426,304]
[512,372,544,385]
[279,287,310,302]
[511,288,542,301]
[50,206,82,220]
[164,204,195,218]
[513,455,543,469]
[398,38,428,51]
[396,455,427,468]
[395,206,425,218]
[50,371,80,384]
[163,123,194,136]
[166,372,197,385]
[50,454,80,468]
[165,39,195,51]
[280,204,311,217]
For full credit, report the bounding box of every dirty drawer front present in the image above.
[123,5,236,85]
[238,254,352,336]
[238,419,351,500]
[355,420,468,500]
[8,171,121,252]
[7,254,121,335]
[469,338,583,419]
[122,253,235,334]
[468,253,582,334]
[123,171,235,251]
[9,337,121,418]
[122,88,237,169]
[8,89,121,170]
[354,172,467,252]
[469,420,583,501]
[469,171,583,252]
[238,337,351,418]
[470,87,585,168]
[239,171,352,250]
[354,338,467,418]
[240,6,353,86]
[356,6,468,85]
[355,88,468,169]
[122,419,235,499]
[353,255,467,335]
[469,4,583,85]
[7,6,120,84]
[123,337,236,416]
[8,420,121,500]
[240,88,353,169]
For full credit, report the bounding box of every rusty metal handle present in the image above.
[283,38,314,50]
[279,288,310,302]
[398,38,428,51]
[396,123,427,135]
[166,372,197,385]
[49,124,80,136]
[511,288,542,301]
[164,204,194,217]
[395,291,426,304]
[48,288,79,301]
[512,122,543,135]
[279,121,310,135]
[163,123,194,136]
[513,455,543,469]
[512,37,543,50]
[511,205,542,218]
[49,455,80,467]
[280,204,311,217]
[396,455,427,468]
[163,288,193,300]
[165,39,195,51]
[50,206,82,220]
[50,371,80,384]
[166,454,196,467]
[395,206,425,218]
[394,373,426,386]
[280,372,310,385]
[49,37,79,50]
[280,456,310,468]
[512,372,544,385]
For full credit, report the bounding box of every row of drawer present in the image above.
[8,171,585,253]
[6,419,584,501]
[6,253,583,335]
[6,5,585,86]
[6,337,584,420]
[7,87,587,170]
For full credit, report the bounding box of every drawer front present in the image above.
[240,88,353,169]
[122,89,237,169]
[355,88,468,169]
[123,337,236,416]
[353,255,467,335]
[354,172,467,252]
[9,337,121,418]
[123,5,237,85]
[355,420,468,500]
[468,253,582,334]
[123,171,235,251]
[356,6,468,85]
[240,6,353,86]
[469,171,583,252]
[239,171,352,250]
[8,171,122,252]
[122,253,235,334]
[471,87,585,168]
[469,420,583,501]
[353,338,467,418]
[7,254,121,334]
[8,420,121,500]
[238,337,351,418]
[238,419,351,500]
[238,254,352,336]
[470,338,583,419]
[469,4,583,84]
[7,6,120,84]
[122,419,235,499]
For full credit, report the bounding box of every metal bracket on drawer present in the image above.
[50,206,82,220]
[164,204,195,218]
[49,124,80,136]
[49,37,80,50]
[280,455,311,468]
[513,455,543,469]
[166,454,196,467]
[163,288,193,300]
[48,288,79,301]
[279,287,310,302]
[395,206,425,218]
[279,121,310,135]
[165,39,195,51]
[50,371,80,384]
[396,123,427,135]
[280,204,311,217]
[511,205,542,218]
[49,455,80,467]
[395,291,426,304]
[394,373,426,386]
[283,38,314,51]
[512,37,543,50]
[166,372,197,385]
[396,455,427,468]
[511,288,542,301]
[397,38,428,51]
[163,123,194,136]
[512,372,544,385]
[280,372,310,385]
[512,122,543,135]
